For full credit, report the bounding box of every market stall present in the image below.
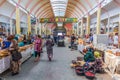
[104,49,120,77]
[0,44,34,74]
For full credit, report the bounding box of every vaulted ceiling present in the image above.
[6,0,101,19]
[0,0,115,20]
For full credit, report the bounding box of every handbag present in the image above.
[12,50,22,61]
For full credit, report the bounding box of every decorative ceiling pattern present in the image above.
[0,0,111,19]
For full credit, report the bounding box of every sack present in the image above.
[12,50,22,61]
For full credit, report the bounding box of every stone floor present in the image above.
[1,46,112,80]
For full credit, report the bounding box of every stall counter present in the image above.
[0,44,34,74]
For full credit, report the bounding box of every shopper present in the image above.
[108,34,113,46]
[89,33,93,43]
[23,34,27,45]
[8,35,22,76]
[34,35,42,62]
[113,33,118,48]
[78,36,84,54]
[71,34,76,51]
[46,35,54,61]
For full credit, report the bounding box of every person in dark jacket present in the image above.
[46,35,54,61]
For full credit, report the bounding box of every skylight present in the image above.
[50,0,68,17]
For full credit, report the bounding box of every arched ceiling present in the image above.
[0,0,103,19]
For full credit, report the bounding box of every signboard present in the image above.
[40,18,77,23]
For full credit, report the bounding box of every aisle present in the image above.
[1,46,112,80]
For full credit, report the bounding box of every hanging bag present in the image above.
[12,49,22,61]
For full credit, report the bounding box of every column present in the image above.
[96,5,101,34]
[27,13,31,35]
[39,23,42,35]
[10,19,12,35]
[118,14,120,48]
[77,23,79,36]
[80,18,83,38]
[118,14,120,35]
[86,14,90,35]
[35,19,38,34]
[16,6,21,34]
[107,17,110,33]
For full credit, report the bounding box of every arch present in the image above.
[38,10,53,18]
[36,6,52,18]
[86,0,93,9]
[29,0,45,14]
[34,1,51,16]
[35,4,53,18]
[0,0,6,7]
[74,0,87,12]
[10,0,22,18]
[68,2,84,14]
[66,5,82,16]
[25,0,33,8]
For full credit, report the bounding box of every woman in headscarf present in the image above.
[8,35,21,76]
[34,35,42,62]
[46,35,54,61]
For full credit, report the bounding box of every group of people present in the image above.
[0,34,33,76]
[34,35,54,62]
[0,34,54,76]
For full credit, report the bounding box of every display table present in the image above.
[0,56,10,73]
[104,52,120,77]
[0,44,34,74]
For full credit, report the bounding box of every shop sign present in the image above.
[40,18,77,23]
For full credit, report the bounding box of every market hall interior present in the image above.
[0,0,120,80]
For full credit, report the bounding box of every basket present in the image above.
[85,71,95,79]
[77,57,83,61]
[75,66,84,76]
[72,60,77,64]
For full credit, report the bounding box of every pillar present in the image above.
[86,14,90,35]
[15,6,21,34]
[96,5,101,34]
[27,13,31,35]
[39,23,42,35]
[119,14,120,48]
[77,23,79,36]
[10,19,12,35]
[119,14,120,35]
[35,19,38,34]
[80,18,83,38]
[107,17,110,33]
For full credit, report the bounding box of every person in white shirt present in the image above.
[113,33,118,48]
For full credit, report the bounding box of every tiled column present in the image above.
[15,6,21,34]
[96,5,101,34]
[86,14,90,35]
[27,13,31,35]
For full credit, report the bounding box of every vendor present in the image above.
[1,36,11,49]
[18,36,24,47]
[78,36,84,54]
[113,33,118,48]
[84,48,95,62]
